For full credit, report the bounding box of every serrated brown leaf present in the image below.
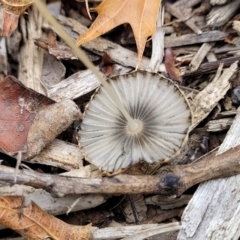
[76,0,161,65]
[0,196,91,240]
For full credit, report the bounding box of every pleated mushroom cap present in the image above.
[78,71,192,172]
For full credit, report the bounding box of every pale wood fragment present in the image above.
[190,43,213,72]
[48,66,131,102]
[148,6,165,72]
[41,53,66,89]
[91,223,180,240]
[207,0,240,27]
[30,139,83,170]
[165,2,202,34]
[165,31,226,48]
[206,117,233,132]
[214,44,240,54]
[48,69,100,102]
[233,20,240,35]
[206,51,217,62]
[191,62,238,128]
[0,185,105,216]
[18,5,46,94]
[178,107,240,240]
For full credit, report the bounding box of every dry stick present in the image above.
[1,144,240,197]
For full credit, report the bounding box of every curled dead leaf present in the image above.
[0,196,91,239]
[0,76,82,159]
[164,48,182,82]
[76,0,162,66]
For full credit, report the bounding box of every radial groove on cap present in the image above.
[78,71,192,172]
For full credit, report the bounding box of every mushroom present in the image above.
[78,71,192,173]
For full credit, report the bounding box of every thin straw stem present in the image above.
[33,0,137,129]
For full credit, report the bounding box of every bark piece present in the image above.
[165,31,227,48]
[48,67,131,102]
[178,107,240,240]
[190,43,214,72]
[148,6,165,72]
[165,2,202,34]
[27,98,82,158]
[191,62,237,128]
[41,53,66,89]
[30,139,83,170]
[19,5,46,94]
[206,117,233,132]
[207,0,240,27]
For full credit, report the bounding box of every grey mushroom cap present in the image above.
[78,71,192,172]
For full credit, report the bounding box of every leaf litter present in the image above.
[0,0,240,239]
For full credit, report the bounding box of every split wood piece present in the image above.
[30,139,83,171]
[214,44,240,54]
[190,43,214,72]
[206,117,233,132]
[148,6,165,72]
[207,0,240,27]
[191,61,237,129]
[165,30,226,48]
[206,52,217,62]
[57,15,165,72]
[1,143,240,197]
[165,2,202,34]
[120,222,180,240]
[177,108,240,240]
[18,4,46,94]
[91,223,179,240]
[48,66,131,102]
[186,56,240,76]
[41,53,66,89]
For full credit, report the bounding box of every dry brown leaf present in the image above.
[0,196,91,240]
[76,0,161,66]
[0,75,54,155]
[164,48,182,82]
[99,52,115,76]
[0,76,81,159]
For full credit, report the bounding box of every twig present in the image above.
[1,144,240,197]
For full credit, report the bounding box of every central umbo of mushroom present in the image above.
[78,71,192,173]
